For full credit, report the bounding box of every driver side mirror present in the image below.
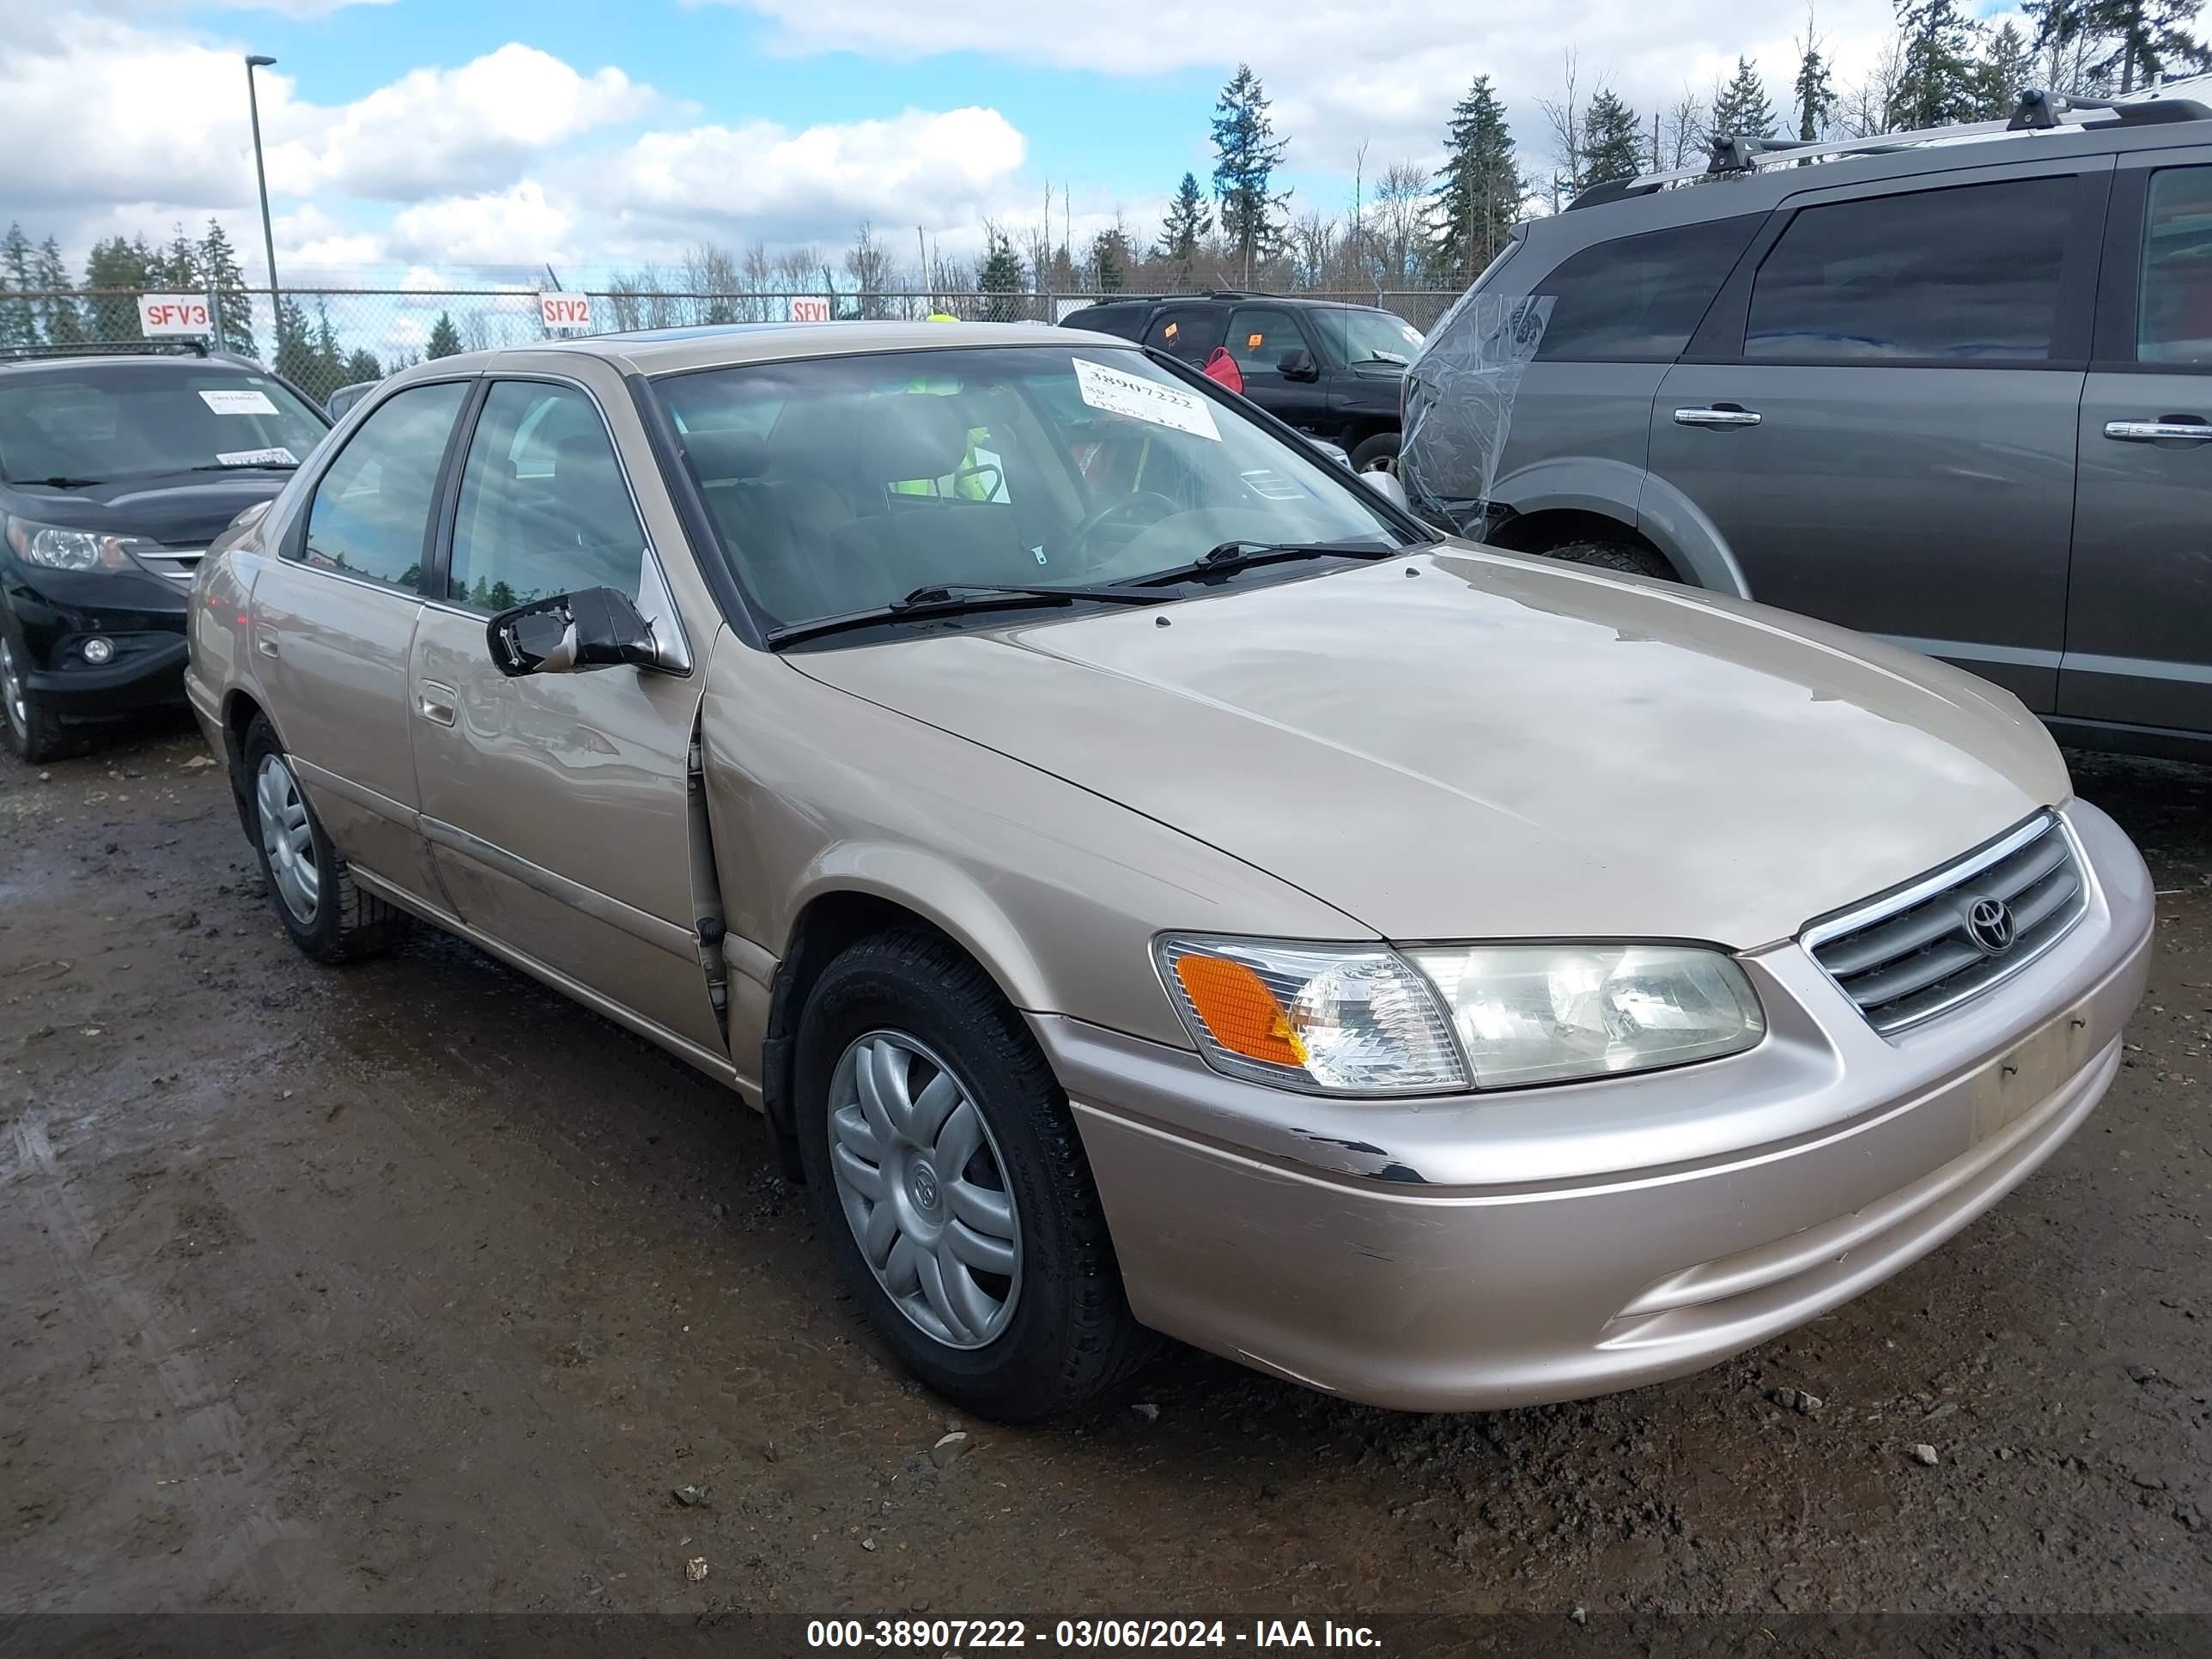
[1277,349,1320,383]
[486,586,658,678]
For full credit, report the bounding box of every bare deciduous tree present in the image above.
[1538,50,1585,210]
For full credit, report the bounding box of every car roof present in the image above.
[0,349,269,378]
[410,320,1141,380]
[1068,294,1400,314]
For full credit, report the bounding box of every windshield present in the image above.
[654,344,1407,632]
[1306,307,1426,368]
[0,364,329,485]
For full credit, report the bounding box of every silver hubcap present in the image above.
[255,752,320,924]
[828,1031,1022,1350]
[0,636,25,737]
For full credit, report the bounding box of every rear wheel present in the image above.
[0,616,82,764]
[1542,537,1676,581]
[241,714,410,963]
[796,930,1156,1420]
[1350,431,1400,472]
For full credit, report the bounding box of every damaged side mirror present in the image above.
[486,586,658,678]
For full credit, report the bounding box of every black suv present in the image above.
[0,346,330,760]
[1059,291,1424,469]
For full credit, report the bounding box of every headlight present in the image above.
[1157,935,1764,1096]
[3,517,154,573]
[1157,936,1466,1095]
[1408,944,1764,1089]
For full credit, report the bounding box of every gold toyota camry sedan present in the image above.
[185,323,2153,1421]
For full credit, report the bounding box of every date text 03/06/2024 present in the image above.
[805,1619,1384,1649]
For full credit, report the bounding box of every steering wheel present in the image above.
[1065,491,1180,569]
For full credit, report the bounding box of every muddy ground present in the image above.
[3,718,2209,1629]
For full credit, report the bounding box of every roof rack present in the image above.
[0,338,215,364]
[1566,88,2212,210]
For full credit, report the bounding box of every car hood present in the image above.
[789,546,2069,947]
[7,468,295,547]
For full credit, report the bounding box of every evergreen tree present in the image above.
[1795,15,1838,139]
[1893,1,1984,129]
[1711,56,1780,140]
[30,238,85,345]
[1579,89,1644,188]
[1210,64,1290,283]
[343,348,382,384]
[977,229,1025,321]
[274,297,320,386]
[151,223,201,293]
[1155,172,1213,266]
[1977,21,2040,116]
[83,237,151,342]
[198,220,256,356]
[425,310,464,359]
[1430,76,1522,284]
[0,224,36,348]
[1088,227,1131,294]
[2027,0,2209,95]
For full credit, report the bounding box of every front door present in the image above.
[1645,165,2108,709]
[1224,305,1329,434]
[406,375,720,1060]
[2063,150,2212,737]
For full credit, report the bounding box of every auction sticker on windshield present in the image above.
[1073,358,1219,441]
[216,447,297,467]
[198,389,280,416]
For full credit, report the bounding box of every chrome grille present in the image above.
[132,547,204,586]
[1802,813,2087,1035]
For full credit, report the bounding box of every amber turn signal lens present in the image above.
[1172,952,1309,1068]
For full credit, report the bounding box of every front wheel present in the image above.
[795,930,1156,1420]
[0,618,82,764]
[1543,538,1677,581]
[1349,431,1400,472]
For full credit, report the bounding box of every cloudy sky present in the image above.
[0,0,2032,284]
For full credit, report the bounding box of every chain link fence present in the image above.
[3,283,1468,407]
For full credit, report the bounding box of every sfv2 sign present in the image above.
[539,294,592,332]
[138,295,212,336]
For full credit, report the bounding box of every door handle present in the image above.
[1674,406,1762,428]
[2103,418,2212,442]
[255,631,279,659]
[416,683,457,726]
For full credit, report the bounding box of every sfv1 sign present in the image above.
[790,296,831,323]
[138,295,212,336]
[540,293,592,331]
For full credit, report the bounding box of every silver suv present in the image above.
[1419,91,2212,762]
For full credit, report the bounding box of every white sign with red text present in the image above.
[138,295,212,336]
[539,293,592,332]
[789,295,831,323]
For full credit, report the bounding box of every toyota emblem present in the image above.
[1966,896,2017,956]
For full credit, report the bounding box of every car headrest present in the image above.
[858,394,969,483]
[684,428,769,483]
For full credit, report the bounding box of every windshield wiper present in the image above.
[183,460,300,472]
[1121,538,1407,589]
[1354,350,1410,367]
[766,581,1171,647]
[12,475,106,488]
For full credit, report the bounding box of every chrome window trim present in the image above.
[1799,810,2090,1037]
[284,372,480,598]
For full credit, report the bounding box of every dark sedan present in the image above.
[0,350,330,760]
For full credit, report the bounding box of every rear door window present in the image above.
[299,380,469,592]
[1143,306,1227,365]
[1747,177,2075,361]
[2138,165,2212,365]
[1225,307,1312,375]
[1533,215,1763,362]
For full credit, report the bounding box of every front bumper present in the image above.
[6,562,190,720]
[1038,799,2154,1412]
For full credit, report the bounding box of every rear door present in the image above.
[2063,149,2212,735]
[1223,304,1329,433]
[405,372,722,1061]
[1141,303,1227,369]
[1648,162,2110,708]
[252,377,472,901]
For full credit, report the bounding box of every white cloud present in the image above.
[388,179,575,265]
[605,105,1027,246]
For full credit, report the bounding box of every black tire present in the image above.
[0,610,85,764]
[1543,537,1677,581]
[240,714,410,964]
[1350,431,1400,472]
[795,929,1157,1421]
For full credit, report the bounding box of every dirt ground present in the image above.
[3,715,2209,1629]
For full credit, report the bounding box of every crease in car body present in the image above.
[185,322,2153,1422]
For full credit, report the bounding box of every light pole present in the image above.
[245,55,280,311]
